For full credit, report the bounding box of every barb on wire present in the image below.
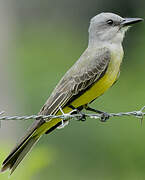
[0,106,144,123]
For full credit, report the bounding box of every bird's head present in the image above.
[88,12,143,45]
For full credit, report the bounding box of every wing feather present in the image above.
[39,47,111,116]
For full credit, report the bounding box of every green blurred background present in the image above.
[0,0,145,179]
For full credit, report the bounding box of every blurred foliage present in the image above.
[0,142,55,179]
[7,22,145,180]
[1,1,145,179]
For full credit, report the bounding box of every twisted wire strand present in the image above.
[0,106,144,122]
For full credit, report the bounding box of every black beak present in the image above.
[121,17,143,26]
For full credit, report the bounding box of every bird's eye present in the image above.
[107,19,114,25]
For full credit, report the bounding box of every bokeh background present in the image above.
[0,0,145,179]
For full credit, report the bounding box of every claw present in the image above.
[70,107,86,121]
[75,111,86,121]
[79,112,86,121]
[100,112,110,122]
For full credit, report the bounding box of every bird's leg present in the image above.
[77,111,86,121]
[69,105,86,121]
[85,105,110,122]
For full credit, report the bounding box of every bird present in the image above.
[1,12,143,174]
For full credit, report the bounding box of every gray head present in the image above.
[88,12,143,45]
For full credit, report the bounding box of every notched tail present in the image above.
[1,134,39,175]
[1,119,44,175]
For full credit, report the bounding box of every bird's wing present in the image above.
[39,47,111,116]
[0,48,111,174]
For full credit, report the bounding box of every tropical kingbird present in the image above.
[1,12,143,174]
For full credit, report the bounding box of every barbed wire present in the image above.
[0,106,144,123]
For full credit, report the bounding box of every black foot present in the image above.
[78,112,86,121]
[69,105,86,122]
[85,106,110,122]
[100,112,110,122]
[73,110,86,121]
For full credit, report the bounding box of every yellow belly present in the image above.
[71,56,122,108]
[35,50,123,135]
